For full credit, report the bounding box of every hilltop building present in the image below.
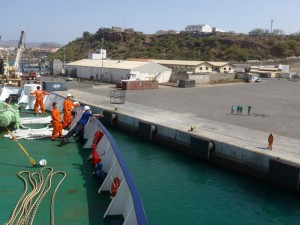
[110,26,136,33]
[185,24,225,33]
[155,30,180,36]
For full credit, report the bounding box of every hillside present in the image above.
[47,28,300,63]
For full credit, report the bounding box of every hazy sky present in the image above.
[1,0,300,45]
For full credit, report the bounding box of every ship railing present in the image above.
[80,108,148,225]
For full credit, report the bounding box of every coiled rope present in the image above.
[5,167,66,225]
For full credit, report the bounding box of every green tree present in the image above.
[249,28,269,36]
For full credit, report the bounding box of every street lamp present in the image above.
[62,47,65,75]
[101,37,104,79]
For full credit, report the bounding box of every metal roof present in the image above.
[67,59,233,71]
[149,59,233,67]
[149,59,205,66]
[67,59,154,70]
[208,61,234,67]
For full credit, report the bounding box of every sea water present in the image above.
[108,128,300,225]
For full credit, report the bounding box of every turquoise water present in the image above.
[109,128,300,225]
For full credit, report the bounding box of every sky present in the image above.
[1,0,300,45]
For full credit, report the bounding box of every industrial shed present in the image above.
[65,59,172,83]
[149,59,235,74]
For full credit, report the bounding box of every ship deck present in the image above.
[0,112,117,225]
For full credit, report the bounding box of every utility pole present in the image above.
[62,47,65,75]
[270,19,274,33]
[101,37,104,79]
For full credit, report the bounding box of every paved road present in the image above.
[60,79,300,140]
[53,78,300,164]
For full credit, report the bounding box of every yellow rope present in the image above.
[5,127,36,166]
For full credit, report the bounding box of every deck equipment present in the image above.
[6,127,37,166]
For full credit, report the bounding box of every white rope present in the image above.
[5,167,66,225]
[1,116,67,140]
[4,126,68,140]
[20,116,52,124]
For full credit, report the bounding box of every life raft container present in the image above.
[110,177,121,197]
[91,130,104,149]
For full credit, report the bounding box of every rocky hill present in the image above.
[47,28,300,63]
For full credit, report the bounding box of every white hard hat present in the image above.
[39,159,47,166]
[84,106,90,111]
[67,93,72,97]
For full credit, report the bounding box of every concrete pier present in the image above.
[56,79,300,192]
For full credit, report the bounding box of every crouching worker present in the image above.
[51,102,63,141]
[63,105,103,142]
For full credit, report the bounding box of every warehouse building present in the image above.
[65,59,172,83]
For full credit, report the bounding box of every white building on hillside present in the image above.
[155,30,179,36]
[88,49,106,60]
[185,24,212,33]
[185,24,225,33]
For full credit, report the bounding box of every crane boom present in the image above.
[13,30,25,73]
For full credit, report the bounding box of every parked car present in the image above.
[255,78,262,82]
[65,76,73,81]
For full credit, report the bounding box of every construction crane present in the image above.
[0,30,25,83]
[0,40,10,79]
[13,30,26,75]
[0,35,4,76]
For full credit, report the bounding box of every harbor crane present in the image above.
[13,30,26,75]
[0,30,25,83]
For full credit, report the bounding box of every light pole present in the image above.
[101,37,104,79]
[62,47,65,75]
[270,19,274,33]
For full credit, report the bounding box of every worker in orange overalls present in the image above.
[50,102,63,141]
[63,93,79,129]
[30,86,49,114]
[268,132,274,150]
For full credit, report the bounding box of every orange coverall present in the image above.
[268,133,274,150]
[51,106,63,140]
[30,90,49,114]
[63,98,79,128]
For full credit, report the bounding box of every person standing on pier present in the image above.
[231,105,235,115]
[247,105,252,115]
[268,132,274,150]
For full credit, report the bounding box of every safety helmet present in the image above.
[84,106,90,111]
[67,93,72,97]
[39,159,47,166]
